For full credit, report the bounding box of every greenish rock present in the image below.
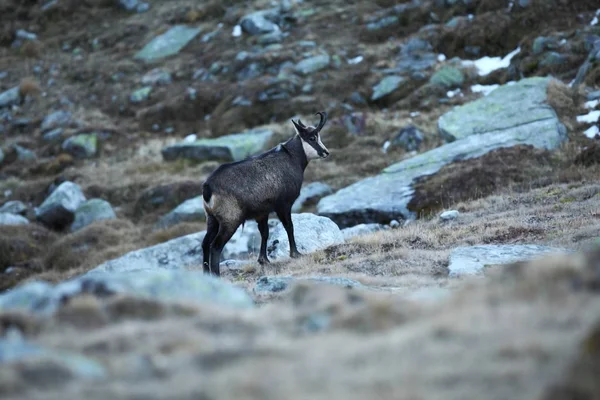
[532,36,557,55]
[155,196,206,230]
[130,86,152,103]
[294,54,330,75]
[134,25,202,63]
[62,133,97,158]
[317,77,568,227]
[371,75,405,101]
[429,66,465,89]
[0,86,20,108]
[161,128,274,163]
[70,198,116,232]
[366,15,399,31]
[438,77,562,142]
[540,51,568,67]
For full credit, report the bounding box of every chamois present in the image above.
[201,111,330,276]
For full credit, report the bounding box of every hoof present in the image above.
[290,251,302,259]
[257,256,270,265]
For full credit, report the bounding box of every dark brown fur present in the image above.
[201,112,330,276]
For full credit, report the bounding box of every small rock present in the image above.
[366,15,399,31]
[539,51,568,67]
[294,54,330,75]
[40,110,72,132]
[266,213,345,261]
[35,181,86,230]
[292,182,333,212]
[448,244,573,277]
[43,128,64,142]
[155,196,206,230]
[141,68,172,86]
[161,128,274,163]
[240,10,281,35]
[371,76,405,101]
[15,29,37,41]
[62,133,97,159]
[341,223,389,240]
[390,125,425,152]
[0,147,3,164]
[0,87,20,108]
[439,210,459,221]
[532,36,558,55]
[70,199,117,232]
[13,145,36,161]
[390,220,401,229]
[429,66,464,89]
[257,31,284,45]
[130,86,152,103]
[253,275,364,295]
[0,213,29,226]
[0,200,27,215]
[134,25,203,63]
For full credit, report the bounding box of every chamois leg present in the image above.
[202,213,219,274]
[209,221,239,277]
[256,216,270,265]
[276,206,301,259]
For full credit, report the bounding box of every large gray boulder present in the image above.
[134,25,202,63]
[266,213,345,261]
[162,128,274,163]
[70,199,117,232]
[448,244,574,277]
[292,182,333,212]
[155,196,206,230]
[0,270,255,317]
[317,77,568,228]
[35,181,86,230]
[438,77,562,142]
[0,213,29,226]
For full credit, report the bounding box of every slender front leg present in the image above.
[256,216,270,265]
[276,207,301,258]
[202,214,219,274]
[209,221,239,277]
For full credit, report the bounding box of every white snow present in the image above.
[184,134,197,143]
[461,47,521,76]
[584,125,599,139]
[447,89,461,98]
[577,110,600,124]
[585,100,599,109]
[437,54,446,62]
[382,140,391,153]
[470,84,499,96]
[232,25,242,37]
[348,56,363,65]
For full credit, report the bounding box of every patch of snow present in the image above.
[184,134,197,143]
[447,89,461,98]
[577,110,600,124]
[584,125,599,139]
[585,100,599,109]
[471,84,499,96]
[461,47,521,76]
[382,140,391,153]
[348,56,363,65]
[232,25,242,37]
[437,54,446,62]
[591,9,599,26]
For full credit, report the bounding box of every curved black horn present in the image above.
[314,111,328,132]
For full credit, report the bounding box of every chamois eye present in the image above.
[310,136,316,141]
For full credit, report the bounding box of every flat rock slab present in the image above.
[161,128,273,163]
[448,244,574,277]
[253,275,365,295]
[135,25,202,63]
[438,76,561,141]
[0,270,254,317]
[317,77,568,228]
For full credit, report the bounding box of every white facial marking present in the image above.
[302,138,320,160]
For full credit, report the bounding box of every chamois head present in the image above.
[291,111,330,160]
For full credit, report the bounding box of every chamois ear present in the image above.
[291,118,305,134]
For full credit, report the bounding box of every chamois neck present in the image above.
[282,135,309,171]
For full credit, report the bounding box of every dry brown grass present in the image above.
[145,222,206,247]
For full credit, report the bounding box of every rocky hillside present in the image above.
[1,0,600,398]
